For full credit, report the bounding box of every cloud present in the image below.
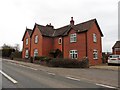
[0,0,119,52]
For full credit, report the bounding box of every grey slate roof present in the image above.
[22,28,32,41]
[27,29,32,36]
[37,24,54,37]
[32,18,103,37]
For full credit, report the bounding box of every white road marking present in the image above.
[0,70,18,84]
[96,83,116,89]
[66,76,80,81]
[47,72,56,76]
[9,62,38,71]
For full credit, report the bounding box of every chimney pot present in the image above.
[70,17,74,25]
[46,23,54,28]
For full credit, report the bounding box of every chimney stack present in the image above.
[46,23,54,28]
[70,17,74,25]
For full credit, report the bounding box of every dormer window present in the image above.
[58,38,62,44]
[70,33,77,43]
[93,33,97,43]
[26,38,28,45]
[35,35,38,44]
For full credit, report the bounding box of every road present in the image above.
[1,58,119,89]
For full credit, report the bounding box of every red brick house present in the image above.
[112,41,120,55]
[22,17,103,65]
[22,28,32,58]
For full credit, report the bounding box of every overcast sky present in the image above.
[0,0,119,52]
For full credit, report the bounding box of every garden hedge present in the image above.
[48,58,89,68]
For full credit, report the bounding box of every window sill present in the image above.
[34,43,38,44]
[58,43,62,45]
[70,41,77,43]
[93,58,98,60]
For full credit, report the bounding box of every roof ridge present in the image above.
[55,25,69,30]
[54,18,96,30]
[27,29,32,31]
[75,18,96,26]
[35,23,46,27]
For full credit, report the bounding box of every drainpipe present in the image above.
[85,32,88,57]
[62,36,64,58]
[30,38,31,58]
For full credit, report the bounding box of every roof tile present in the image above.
[34,18,103,37]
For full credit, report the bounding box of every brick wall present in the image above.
[63,29,86,60]
[30,26,43,57]
[22,31,31,58]
[87,22,102,65]
[42,37,54,56]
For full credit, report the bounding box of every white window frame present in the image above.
[26,38,28,45]
[69,50,78,59]
[70,33,77,43]
[34,49,38,57]
[58,38,62,44]
[93,33,97,43]
[93,49,98,59]
[25,49,29,58]
[35,35,38,44]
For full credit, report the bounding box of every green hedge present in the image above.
[2,48,15,57]
[10,51,22,58]
[31,56,89,68]
[34,56,51,62]
[48,58,89,68]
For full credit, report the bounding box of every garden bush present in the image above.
[2,48,15,58]
[10,51,22,59]
[48,58,89,68]
[34,56,51,62]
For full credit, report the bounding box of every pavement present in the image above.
[3,58,119,71]
[90,64,119,71]
[2,58,119,88]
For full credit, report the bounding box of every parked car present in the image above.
[108,55,120,65]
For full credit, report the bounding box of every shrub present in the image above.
[2,48,15,57]
[48,58,89,68]
[10,51,22,59]
[34,56,51,62]
[30,57,33,63]
[80,58,89,68]
[34,56,41,60]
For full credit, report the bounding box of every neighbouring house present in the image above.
[22,17,103,65]
[112,41,120,55]
[102,52,112,63]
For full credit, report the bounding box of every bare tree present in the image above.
[14,44,20,52]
